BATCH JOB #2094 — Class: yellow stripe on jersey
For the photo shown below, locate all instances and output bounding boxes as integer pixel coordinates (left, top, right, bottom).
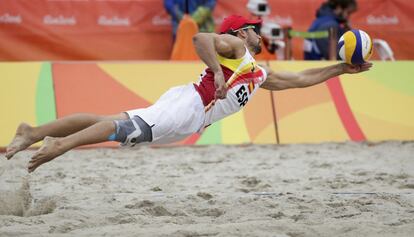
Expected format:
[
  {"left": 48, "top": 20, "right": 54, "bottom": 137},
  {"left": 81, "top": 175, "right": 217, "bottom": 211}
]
[
  {"left": 217, "top": 50, "right": 259, "bottom": 87},
  {"left": 248, "top": 81, "right": 255, "bottom": 94},
  {"left": 217, "top": 54, "right": 245, "bottom": 72},
  {"left": 217, "top": 53, "right": 257, "bottom": 74}
]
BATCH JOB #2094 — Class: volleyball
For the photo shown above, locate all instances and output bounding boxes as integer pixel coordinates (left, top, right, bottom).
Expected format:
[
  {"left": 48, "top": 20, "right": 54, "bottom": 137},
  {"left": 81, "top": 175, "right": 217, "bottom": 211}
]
[{"left": 338, "top": 29, "right": 373, "bottom": 65}]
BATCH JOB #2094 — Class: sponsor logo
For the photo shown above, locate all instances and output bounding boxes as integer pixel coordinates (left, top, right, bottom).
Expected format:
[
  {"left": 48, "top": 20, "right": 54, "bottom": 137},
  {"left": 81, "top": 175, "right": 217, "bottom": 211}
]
[
  {"left": 0, "top": 13, "right": 22, "bottom": 24},
  {"left": 44, "top": 15, "right": 76, "bottom": 25},
  {"left": 152, "top": 15, "right": 171, "bottom": 26},
  {"left": 367, "top": 15, "right": 399, "bottom": 25},
  {"left": 269, "top": 15, "right": 293, "bottom": 26},
  {"left": 98, "top": 16, "right": 130, "bottom": 26}
]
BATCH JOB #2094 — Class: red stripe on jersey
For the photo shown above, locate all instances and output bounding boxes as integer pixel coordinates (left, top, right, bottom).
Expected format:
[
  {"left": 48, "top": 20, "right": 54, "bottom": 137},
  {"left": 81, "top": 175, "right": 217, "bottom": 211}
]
[
  {"left": 227, "top": 69, "right": 264, "bottom": 89},
  {"left": 194, "top": 65, "right": 234, "bottom": 106},
  {"left": 194, "top": 65, "right": 264, "bottom": 106}
]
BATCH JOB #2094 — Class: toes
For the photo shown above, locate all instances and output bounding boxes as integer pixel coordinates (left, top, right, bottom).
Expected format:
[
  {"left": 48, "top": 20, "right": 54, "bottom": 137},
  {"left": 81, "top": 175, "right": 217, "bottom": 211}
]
[
  {"left": 28, "top": 156, "right": 43, "bottom": 173},
  {"left": 28, "top": 163, "right": 39, "bottom": 173},
  {"left": 5, "top": 152, "right": 12, "bottom": 159},
  {"left": 28, "top": 157, "right": 49, "bottom": 173},
  {"left": 26, "top": 137, "right": 61, "bottom": 173},
  {"left": 28, "top": 151, "right": 46, "bottom": 173},
  {"left": 5, "top": 148, "right": 16, "bottom": 160},
  {"left": 5, "top": 138, "right": 31, "bottom": 160},
  {"left": 28, "top": 146, "right": 55, "bottom": 173},
  {"left": 28, "top": 164, "right": 38, "bottom": 173}
]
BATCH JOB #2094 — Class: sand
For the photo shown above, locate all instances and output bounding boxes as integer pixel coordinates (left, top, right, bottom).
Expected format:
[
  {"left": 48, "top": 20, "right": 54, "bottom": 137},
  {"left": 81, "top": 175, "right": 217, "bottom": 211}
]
[{"left": 0, "top": 141, "right": 413, "bottom": 237}]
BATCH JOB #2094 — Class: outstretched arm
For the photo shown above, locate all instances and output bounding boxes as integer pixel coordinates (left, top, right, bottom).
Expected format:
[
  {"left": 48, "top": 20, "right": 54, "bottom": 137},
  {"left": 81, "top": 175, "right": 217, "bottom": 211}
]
[
  {"left": 192, "top": 33, "right": 245, "bottom": 99},
  {"left": 260, "top": 62, "right": 373, "bottom": 91}
]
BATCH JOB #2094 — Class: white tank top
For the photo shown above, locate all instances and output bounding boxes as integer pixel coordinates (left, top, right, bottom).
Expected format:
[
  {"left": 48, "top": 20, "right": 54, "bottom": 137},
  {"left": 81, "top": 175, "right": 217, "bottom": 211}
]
[{"left": 202, "top": 47, "right": 268, "bottom": 127}]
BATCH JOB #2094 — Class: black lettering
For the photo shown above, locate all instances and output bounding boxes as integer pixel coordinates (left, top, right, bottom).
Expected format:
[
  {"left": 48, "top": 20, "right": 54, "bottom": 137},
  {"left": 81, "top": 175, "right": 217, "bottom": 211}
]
[
  {"left": 236, "top": 85, "right": 246, "bottom": 98},
  {"left": 238, "top": 91, "right": 248, "bottom": 103},
  {"left": 240, "top": 97, "right": 248, "bottom": 106},
  {"left": 236, "top": 85, "right": 249, "bottom": 107}
]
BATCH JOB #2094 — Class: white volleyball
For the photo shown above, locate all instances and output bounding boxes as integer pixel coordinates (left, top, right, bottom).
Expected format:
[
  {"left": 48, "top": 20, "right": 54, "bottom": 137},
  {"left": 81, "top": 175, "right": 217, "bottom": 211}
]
[{"left": 338, "top": 29, "right": 373, "bottom": 65}]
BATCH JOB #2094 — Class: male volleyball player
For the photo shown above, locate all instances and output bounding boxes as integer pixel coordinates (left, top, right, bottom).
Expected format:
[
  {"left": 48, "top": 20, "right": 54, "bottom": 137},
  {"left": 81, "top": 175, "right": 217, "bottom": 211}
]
[{"left": 5, "top": 15, "right": 372, "bottom": 173}]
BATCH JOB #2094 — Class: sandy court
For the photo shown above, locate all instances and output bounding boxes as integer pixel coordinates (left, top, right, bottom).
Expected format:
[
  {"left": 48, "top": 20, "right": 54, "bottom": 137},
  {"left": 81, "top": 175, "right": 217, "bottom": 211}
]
[{"left": 0, "top": 141, "right": 413, "bottom": 237}]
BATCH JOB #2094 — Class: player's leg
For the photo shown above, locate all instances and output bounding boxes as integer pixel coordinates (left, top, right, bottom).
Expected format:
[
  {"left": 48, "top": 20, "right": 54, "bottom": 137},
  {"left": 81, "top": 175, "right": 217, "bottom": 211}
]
[
  {"left": 6, "top": 113, "right": 128, "bottom": 159},
  {"left": 28, "top": 115, "right": 153, "bottom": 173},
  {"left": 27, "top": 84, "right": 204, "bottom": 172},
  {"left": 28, "top": 119, "right": 117, "bottom": 173}
]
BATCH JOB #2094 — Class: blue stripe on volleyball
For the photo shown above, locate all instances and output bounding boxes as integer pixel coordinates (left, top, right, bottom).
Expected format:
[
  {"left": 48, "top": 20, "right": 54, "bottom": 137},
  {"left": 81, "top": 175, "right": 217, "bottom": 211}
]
[
  {"left": 337, "top": 40, "right": 344, "bottom": 57},
  {"left": 351, "top": 30, "right": 364, "bottom": 65}
]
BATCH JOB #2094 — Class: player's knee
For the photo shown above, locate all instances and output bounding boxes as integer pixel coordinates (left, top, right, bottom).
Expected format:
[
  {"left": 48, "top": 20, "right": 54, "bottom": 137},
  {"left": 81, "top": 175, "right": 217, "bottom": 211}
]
[
  {"left": 98, "top": 112, "right": 128, "bottom": 122},
  {"left": 110, "top": 116, "right": 153, "bottom": 146}
]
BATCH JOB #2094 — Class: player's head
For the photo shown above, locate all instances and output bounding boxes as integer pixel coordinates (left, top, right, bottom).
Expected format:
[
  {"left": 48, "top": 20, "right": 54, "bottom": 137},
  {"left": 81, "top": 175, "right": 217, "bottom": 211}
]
[
  {"left": 220, "top": 15, "right": 262, "bottom": 54},
  {"left": 327, "top": 0, "right": 358, "bottom": 21}
]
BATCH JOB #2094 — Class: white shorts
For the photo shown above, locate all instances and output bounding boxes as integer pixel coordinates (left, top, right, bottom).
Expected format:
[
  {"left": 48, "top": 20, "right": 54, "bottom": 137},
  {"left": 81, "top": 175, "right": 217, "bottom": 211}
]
[{"left": 125, "top": 84, "right": 205, "bottom": 144}]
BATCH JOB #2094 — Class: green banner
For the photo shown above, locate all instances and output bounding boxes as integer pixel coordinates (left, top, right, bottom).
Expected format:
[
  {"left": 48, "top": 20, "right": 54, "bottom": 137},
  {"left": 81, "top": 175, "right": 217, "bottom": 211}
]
[{"left": 289, "top": 30, "right": 329, "bottom": 39}]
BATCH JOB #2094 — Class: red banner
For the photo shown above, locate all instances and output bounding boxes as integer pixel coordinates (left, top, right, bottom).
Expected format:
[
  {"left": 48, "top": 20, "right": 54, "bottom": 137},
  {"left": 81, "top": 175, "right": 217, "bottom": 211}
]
[
  {"left": 0, "top": 0, "right": 413, "bottom": 60},
  {"left": 0, "top": 0, "right": 174, "bottom": 60}
]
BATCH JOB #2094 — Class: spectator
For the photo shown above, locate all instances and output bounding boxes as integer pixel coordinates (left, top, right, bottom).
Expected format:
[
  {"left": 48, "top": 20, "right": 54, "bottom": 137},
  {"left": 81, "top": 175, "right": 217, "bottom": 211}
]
[
  {"left": 304, "top": 0, "right": 358, "bottom": 60},
  {"left": 164, "top": 0, "right": 216, "bottom": 41}
]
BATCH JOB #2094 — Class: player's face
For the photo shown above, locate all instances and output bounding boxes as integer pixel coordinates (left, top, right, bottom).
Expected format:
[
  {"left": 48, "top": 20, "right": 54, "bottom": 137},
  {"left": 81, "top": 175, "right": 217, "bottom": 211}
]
[{"left": 246, "top": 26, "right": 262, "bottom": 54}]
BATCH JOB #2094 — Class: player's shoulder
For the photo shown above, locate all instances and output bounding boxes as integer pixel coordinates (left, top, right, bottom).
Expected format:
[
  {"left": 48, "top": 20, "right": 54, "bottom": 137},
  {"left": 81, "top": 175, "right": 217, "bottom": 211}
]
[
  {"left": 217, "top": 34, "right": 244, "bottom": 48},
  {"left": 216, "top": 34, "right": 245, "bottom": 58}
]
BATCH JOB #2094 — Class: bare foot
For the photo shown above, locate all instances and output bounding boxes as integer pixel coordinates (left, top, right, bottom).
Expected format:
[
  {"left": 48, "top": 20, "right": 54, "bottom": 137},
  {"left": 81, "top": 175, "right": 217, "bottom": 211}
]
[
  {"left": 28, "top": 137, "right": 64, "bottom": 173},
  {"left": 6, "top": 123, "right": 36, "bottom": 160}
]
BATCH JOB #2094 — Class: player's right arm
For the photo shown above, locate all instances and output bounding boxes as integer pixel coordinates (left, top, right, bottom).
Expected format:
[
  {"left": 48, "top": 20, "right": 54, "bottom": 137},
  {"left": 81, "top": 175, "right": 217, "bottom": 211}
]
[
  {"left": 259, "top": 63, "right": 372, "bottom": 91},
  {"left": 193, "top": 33, "right": 244, "bottom": 99}
]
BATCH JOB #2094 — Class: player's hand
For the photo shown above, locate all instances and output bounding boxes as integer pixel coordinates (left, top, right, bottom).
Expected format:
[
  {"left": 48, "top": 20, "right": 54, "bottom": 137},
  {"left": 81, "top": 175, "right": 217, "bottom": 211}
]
[
  {"left": 341, "top": 62, "right": 373, "bottom": 74},
  {"left": 214, "top": 70, "right": 227, "bottom": 100}
]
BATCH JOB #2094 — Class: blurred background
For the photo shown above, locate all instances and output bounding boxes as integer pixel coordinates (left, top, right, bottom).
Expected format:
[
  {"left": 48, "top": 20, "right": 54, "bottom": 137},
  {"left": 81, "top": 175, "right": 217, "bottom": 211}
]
[
  {"left": 1, "top": 0, "right": 413, "bottom": 147},
  {"left": 0, "top": 0, "right": 412, "bottom": 61}
]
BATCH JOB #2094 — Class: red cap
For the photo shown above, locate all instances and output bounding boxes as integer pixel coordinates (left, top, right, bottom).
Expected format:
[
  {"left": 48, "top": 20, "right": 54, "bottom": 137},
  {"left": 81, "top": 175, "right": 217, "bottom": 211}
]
[{"left": 219, "top": 15, "right": 262, "bottom": 34}]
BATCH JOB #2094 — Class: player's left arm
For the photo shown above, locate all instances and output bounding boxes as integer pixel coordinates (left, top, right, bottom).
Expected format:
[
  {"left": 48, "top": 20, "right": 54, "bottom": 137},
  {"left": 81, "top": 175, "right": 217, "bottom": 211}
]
[{"left": 260, "top": 62, "right": 373, "bottom": 91}]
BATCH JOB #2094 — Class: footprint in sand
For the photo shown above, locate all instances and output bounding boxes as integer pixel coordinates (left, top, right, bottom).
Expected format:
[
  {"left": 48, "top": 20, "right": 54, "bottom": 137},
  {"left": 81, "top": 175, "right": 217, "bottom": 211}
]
[
  {"left": 170, "top": 230, "right": 219, "bottom": 237},
  {"left": 398, "top": 183, "right": 414, "bottom": 189},
  {"left": 268, "top": 211, "right": 286, "bottom": 219},
  {"left": 238, "top": 176, "right": 272, "bottom": 193},
  {"left": 310, "top": 161, "right": 333, "bottom": 169},
  {"left": 241, "top": 176, "right": 261, "bottom": 187},
  {"left": 124, "top": 199, "right": 155, "bottom": 209},
  {"left": 145, "top": 205, "right": 175, "bottom": 217},
  {"left": 279, "top": 153, "right": 296, "bottom": 160},
  {"left": 197, "top": 192, "right": 214, "bottom": 200},
  {"left": 125, "top": 200, "right": 179, "bottom": 217},
  {"left": 106, "top": 213, "right": 137, "bottom": 224},
  {"left": 352, "top": 170, "right": 369, "bottom": 176},
  {"left": 192, "top": 207, "right": 224, "bottom": 217}
]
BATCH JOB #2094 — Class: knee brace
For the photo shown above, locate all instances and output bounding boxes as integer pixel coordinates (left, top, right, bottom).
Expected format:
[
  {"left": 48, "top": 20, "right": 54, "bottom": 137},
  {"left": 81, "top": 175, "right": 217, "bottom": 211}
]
[{"left": 111, "top": 116, "right": 153, "bottom": 146}]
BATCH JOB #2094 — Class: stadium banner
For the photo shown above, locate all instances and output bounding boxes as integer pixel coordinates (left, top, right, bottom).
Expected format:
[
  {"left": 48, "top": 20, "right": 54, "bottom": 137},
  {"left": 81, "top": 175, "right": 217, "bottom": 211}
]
[
  {"left": 0, "top": 0, "right": 413, "bottom": 60},
  {"left": 1, "top": 61, "right": 413, "bottom": 148}
]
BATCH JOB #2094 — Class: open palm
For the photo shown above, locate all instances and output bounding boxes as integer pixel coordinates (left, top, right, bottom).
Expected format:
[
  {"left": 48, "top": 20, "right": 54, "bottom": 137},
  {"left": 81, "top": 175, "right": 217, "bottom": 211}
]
[{"left": 343, "top": 62, "right": 373, "bottom": 74}]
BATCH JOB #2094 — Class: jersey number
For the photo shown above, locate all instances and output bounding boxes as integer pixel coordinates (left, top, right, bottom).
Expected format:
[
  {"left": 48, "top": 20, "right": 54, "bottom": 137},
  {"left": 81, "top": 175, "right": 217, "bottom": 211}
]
[{"left": 236, "top": 85, "right": 248, "bottom": 107}]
